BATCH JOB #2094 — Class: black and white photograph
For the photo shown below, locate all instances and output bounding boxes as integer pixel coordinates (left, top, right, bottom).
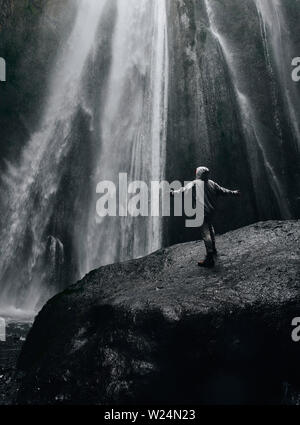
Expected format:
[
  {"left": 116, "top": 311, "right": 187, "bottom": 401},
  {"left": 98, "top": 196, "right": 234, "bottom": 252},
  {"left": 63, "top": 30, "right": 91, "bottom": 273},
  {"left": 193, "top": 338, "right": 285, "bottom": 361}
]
[{"left": 0, "top": 0, "right": 300, "bottom": 413}]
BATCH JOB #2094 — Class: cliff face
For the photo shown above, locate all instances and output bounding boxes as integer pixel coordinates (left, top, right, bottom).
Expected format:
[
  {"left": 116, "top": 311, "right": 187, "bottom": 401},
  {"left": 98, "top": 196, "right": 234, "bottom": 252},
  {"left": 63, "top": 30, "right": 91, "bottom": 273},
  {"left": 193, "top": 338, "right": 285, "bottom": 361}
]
[
  {"left": 0, "top": 0, "right": 14, "bottom": 30},
  {"left": 166, "top": 0, "right": 300, "bottom": 244},
  {"left": 17, "top": 221, "right": 300, "bottom": 405},
  {"left": 1, "top": 0, "right": 300, "bottom": 245},
  {"left": 0, "top": 0, "right": 75, "bottom": 162},
  {"left": 166, "top": 0, "right": 256, "bottom": 242}
]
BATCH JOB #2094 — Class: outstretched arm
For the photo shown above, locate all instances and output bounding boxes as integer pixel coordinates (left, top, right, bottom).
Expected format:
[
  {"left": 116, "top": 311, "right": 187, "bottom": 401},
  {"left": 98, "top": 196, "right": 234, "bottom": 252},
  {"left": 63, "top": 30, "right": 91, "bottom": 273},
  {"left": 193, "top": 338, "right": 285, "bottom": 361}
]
[
  {"left": 171, "top": 181, "right": 195, "bottom": 195},
  {"left": 213, "top": 182, "right": 240, "bottom": 197}
]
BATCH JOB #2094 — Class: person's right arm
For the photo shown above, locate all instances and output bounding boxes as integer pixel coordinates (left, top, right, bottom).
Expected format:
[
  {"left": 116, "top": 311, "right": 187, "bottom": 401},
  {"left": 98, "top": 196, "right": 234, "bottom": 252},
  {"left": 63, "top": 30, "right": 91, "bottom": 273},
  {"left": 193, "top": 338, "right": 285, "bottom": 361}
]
[{"left": 170, "top": 181, "right": 195, "bottom": 196}]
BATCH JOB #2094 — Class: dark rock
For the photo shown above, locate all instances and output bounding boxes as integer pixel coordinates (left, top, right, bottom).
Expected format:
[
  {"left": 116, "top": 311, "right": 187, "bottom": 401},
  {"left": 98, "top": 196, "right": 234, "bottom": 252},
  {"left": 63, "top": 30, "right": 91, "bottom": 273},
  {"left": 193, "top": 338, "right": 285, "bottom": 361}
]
[
  {"left": 0, "top": 322, "right": 31, "bottom": 405},
  {"left": 16, "top": 220, "right": 300, "bottom": 405}
]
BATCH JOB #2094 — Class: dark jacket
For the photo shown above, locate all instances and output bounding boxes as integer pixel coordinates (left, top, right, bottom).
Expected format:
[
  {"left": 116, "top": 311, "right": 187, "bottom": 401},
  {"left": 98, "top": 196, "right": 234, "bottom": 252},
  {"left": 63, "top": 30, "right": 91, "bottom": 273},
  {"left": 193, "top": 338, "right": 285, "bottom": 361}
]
[
  {"left": 202, "top": 179, "right": 237, "bottom": 219},
  {"left": 174, "top": 172, "right": 238, "bottom": 220}
]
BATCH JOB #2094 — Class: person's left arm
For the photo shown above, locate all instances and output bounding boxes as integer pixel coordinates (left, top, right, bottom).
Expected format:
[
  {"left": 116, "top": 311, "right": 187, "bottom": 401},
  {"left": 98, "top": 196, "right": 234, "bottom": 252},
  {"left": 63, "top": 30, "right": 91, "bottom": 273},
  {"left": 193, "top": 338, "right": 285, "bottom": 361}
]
[{"left": 213, "top": 182, "right": 240, "bottom": 197}]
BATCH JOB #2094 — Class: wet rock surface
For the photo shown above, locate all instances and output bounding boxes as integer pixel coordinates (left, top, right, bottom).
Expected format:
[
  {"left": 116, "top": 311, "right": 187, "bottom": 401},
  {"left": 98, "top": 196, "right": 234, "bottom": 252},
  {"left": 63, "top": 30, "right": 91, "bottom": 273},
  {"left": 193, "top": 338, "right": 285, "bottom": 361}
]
[
  {"left": 16, "top": 221, "right": 300, "bottom": 405},
  {"left": 165, "top": 0, "right": 300, "bottom": 244}
]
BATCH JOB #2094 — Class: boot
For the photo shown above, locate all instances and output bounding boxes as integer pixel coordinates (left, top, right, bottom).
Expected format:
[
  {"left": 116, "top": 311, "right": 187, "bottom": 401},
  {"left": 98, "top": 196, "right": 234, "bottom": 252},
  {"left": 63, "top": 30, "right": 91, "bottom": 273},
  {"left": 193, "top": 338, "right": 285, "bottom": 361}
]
[{"left": 198, "top": 253, "right": 215, "bottom": 268}]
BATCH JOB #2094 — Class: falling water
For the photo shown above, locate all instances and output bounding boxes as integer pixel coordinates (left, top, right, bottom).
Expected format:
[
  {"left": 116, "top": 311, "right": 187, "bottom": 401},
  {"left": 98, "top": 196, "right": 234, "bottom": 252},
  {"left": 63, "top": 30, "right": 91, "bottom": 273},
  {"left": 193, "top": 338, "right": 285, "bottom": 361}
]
[
  {"left": 84, "top": 0, "right": 169, "bottom": 271},
  {"left": 254, "top": 0, "right": 300, "bottom": 152},
  {"left": 204, "top": 0, "right": 292, "bottom": 219},
  {"left": 0, "top": 0, "right": 108, "bottom": 315},
  {"left": 1, "top": 0, "right": 299, "bottom": 317},
  {"left": 236, "top": 89, "right": 291, "bottom": 219},
  {"left": 0, "top": 0, "right": 168, "bottom": 316}
]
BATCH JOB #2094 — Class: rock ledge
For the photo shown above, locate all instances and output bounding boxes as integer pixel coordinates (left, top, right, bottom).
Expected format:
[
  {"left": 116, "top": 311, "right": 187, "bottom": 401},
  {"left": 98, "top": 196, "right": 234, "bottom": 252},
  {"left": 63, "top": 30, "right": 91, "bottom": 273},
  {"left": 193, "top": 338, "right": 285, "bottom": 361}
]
[{"left": 17, "top": 221, "right": 300, "bottom": 404}]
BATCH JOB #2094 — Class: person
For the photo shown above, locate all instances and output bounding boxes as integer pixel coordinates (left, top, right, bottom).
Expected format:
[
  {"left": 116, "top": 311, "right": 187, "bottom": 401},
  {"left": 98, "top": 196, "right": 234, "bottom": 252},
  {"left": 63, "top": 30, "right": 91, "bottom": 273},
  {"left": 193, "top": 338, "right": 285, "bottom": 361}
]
[{"left": 171, "top": 166, "right": 240, "bottom": 268}]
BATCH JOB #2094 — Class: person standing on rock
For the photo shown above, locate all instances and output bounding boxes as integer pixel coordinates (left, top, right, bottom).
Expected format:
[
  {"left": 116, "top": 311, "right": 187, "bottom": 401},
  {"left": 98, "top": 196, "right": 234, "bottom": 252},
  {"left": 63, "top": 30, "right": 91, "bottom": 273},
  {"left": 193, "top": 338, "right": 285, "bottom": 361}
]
[{"left": 171, "top": 166, "right": 240, "bottom": 268}]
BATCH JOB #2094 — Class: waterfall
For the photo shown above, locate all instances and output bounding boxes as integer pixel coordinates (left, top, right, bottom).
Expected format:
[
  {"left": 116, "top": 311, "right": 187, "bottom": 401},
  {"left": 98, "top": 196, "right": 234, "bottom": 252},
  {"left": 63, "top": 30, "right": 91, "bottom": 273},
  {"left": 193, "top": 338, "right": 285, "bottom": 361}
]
[
  {"left": 204, "top": 0, "right": 292, "bottom": 219},
  {"left": 84, "top": 0, "right": 169, "bottom": 271},
  {"left": 0, "top": 0, "right": 168, "bottom": 317},
  {"left": 0, "top": 0, "right": 108, "bottom": 315},
  {"left": 254, "top": 0, "right": 300, "bottom": 152},
  {"left": 1, "top": 0, "right": 299, "bottom": 318}
]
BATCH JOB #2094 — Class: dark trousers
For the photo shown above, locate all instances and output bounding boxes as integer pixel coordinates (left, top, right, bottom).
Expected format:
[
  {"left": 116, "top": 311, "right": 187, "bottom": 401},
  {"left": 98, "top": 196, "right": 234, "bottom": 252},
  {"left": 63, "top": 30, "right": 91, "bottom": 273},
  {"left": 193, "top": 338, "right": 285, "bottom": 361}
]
[{"left": 200, "top": 220, "right": 216, "bottom": 254}]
